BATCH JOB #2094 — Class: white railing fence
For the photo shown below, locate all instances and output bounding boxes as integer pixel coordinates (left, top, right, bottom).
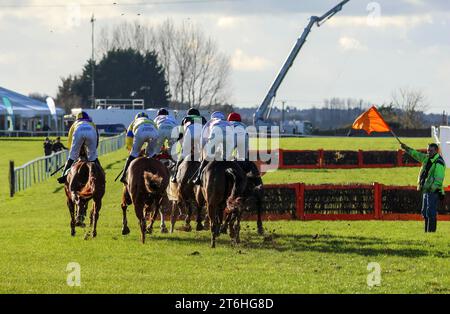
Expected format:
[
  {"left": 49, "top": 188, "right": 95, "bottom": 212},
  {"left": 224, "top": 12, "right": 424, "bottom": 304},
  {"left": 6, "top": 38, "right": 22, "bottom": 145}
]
[{"left": 9, "top": 133, "right": 125, "bottom": 197}]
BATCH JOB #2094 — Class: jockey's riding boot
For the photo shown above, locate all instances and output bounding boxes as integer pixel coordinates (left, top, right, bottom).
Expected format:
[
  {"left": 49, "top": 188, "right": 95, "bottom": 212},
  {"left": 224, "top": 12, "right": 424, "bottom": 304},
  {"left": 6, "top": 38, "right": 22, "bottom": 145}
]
[
  {"left": 57, "top": 159, "right": 75, "bottom": 184},
  {"left": 192, "top": 160, "right": 208, "bottom": 185},
  {"left": 93, "top": 158, "right": 101, "bottom": 167},
  {"left": 120, "top": 156, "right": 135, "bottom": 184},
  {"left": 171, "top": 160, "right": 182, "bottom": 183}
]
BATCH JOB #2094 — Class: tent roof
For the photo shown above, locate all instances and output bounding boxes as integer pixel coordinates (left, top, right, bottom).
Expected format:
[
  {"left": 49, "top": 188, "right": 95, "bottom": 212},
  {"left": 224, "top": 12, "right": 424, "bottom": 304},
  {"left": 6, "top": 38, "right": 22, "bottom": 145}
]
[{"left": 0, "top": 86, "right": 65, "bottom": 118}]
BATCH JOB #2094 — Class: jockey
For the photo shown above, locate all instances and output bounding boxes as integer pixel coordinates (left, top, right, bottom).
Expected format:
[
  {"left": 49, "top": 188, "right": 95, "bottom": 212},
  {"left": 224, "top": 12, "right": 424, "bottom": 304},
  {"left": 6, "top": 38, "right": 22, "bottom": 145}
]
[
  {"left": 154, "top": 108, "right": 179, "bottom": 157},
  {"left": 57, "top": 111, "right": 99, "bottom": 184},
  {"left": 119, "top": 112, "right": 159, "bottom": 184},
  {"left": 227, "top": 112, "right": 249, "bottom": 161},
  {"left": 191, "top": 111, "right": 234, "bottom": 185},
  {"left": 170, "top": 108, "right": 207, "bottom": 183},
  {"left": 227, "top": 112, "right": 260, "bottom": 177}
]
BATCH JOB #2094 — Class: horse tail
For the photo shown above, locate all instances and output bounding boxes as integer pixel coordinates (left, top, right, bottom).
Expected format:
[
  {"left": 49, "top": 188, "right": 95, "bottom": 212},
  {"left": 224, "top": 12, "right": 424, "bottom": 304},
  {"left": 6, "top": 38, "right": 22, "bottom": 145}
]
[
  {"left": 144, "top": 171, "right": 163, "bottom": 194},
  {"left": 79, "top": 162, "right": 97, "bottom": 198},
  {"left": 225, "top": 166, "right": 247, "bottom": 211}
]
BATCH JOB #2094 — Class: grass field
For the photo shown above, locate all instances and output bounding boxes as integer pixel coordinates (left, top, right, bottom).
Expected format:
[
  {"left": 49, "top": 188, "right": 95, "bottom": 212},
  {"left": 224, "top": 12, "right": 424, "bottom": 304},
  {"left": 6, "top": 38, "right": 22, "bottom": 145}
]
[{"left": 2, "top": 137, "right": 450, "bottom": 294}]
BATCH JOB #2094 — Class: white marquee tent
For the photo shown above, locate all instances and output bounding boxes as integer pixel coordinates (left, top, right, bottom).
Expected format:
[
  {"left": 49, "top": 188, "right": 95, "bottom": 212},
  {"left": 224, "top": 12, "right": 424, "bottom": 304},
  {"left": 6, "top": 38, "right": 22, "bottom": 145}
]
[{"left": 0, "top": 86, "right": 65, "bottom": 133}]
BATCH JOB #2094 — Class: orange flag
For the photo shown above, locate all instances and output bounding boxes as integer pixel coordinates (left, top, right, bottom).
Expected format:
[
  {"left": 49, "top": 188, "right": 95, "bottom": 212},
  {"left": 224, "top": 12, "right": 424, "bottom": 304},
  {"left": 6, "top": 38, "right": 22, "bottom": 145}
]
[{"left": 352, "top": 106, "right": 391, "bottom": 134}]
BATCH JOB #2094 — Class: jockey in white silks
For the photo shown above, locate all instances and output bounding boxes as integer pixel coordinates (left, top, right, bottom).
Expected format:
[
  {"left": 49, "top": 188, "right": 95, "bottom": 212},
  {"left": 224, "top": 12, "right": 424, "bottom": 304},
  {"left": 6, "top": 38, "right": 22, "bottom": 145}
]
[
  {"left": 57, "top": 111, "right": 99, "bottom": 184},
  {"left": 119, "top": 112, "right": 159, "bottom": 184},
  {"left": 227, "top": 112, "right": 260, "bottom": 177},
  {"left": 154, "top": 108, "right": 179, "bottom": 157},
  {"left": 170, "top": 107, "right": 207, "bottom": 183},
  {"left": 191, "top": 111, "right": 234, "bottom": 185}
]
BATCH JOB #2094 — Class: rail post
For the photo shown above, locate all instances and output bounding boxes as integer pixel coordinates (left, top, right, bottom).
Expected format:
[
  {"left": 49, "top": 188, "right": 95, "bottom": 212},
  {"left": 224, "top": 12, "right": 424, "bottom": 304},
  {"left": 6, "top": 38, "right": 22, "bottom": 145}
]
[
  {"left": 296, "top": 183, "right": 306, "bottom": 220},
  {"left": 358, "top": 150, "right": 364, "bottom": 168},
  {"left": 374, "top": 182, "right": 382, "bottom": 220},
  {"left": 9, "top": 161, "right": 15, "bottom": 197}
]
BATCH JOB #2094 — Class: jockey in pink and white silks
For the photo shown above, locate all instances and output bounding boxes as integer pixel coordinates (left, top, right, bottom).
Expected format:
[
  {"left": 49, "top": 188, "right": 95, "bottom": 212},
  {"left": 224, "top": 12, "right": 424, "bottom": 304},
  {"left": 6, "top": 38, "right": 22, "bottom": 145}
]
[
  {"left": 119, "top": 112, "right": 159, "bottom": 184},
  {"left": 154, "top": 108, "right": 179, "bottom": 157},
  {"left": 191, "top": 111, "right": 234, "bottom": 185}
]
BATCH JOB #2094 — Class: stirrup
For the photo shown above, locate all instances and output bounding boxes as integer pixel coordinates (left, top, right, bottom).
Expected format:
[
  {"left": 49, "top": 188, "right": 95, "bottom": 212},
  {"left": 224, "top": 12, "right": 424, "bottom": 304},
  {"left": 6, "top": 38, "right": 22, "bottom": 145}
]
[{"left": 57, "top": 176, "right": 67, "bottom": 184}]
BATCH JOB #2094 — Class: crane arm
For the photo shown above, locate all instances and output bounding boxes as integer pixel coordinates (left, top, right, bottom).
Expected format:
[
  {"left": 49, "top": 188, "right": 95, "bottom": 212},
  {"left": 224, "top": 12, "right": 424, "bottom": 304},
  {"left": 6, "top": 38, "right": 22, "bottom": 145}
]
[{"left": 253, "top": 0, "right": 350, "bottom": 125}]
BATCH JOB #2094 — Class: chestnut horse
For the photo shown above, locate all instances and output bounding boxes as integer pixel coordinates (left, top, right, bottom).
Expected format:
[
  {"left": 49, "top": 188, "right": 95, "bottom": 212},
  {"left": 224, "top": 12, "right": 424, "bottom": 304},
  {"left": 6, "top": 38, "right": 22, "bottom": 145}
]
[
  {"left": 65, "top": 160, "right": 105, "bottom": 238},
  {"left": 121, "top": 157, "right": 169, "bottom": 243},
  {"left": 200, "top": 160, "right": 247, "bottom": 248}
]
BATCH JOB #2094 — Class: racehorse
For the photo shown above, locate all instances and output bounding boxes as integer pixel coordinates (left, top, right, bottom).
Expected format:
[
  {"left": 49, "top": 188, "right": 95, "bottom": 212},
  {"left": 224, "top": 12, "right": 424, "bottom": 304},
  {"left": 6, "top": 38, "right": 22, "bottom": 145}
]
[
  {"left": 200, "top": 160, "right": 247, "bottom": 248},
  {"left": 121, "top": 157, "right": 169, "bottom": 243},
  {"left": 221, "top": 161, "right": 264, "bottom": 235},
  {"left": 65, "top": 160, "right": 105, "bottom": 238},
  {"left": 171, "top": 157, "right": 205, "bottom": 233}
]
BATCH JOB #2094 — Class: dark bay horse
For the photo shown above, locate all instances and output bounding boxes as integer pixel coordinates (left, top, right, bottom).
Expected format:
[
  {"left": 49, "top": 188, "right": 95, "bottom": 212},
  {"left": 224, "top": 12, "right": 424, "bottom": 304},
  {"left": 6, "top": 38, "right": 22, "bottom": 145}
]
[
  {"left": 121, "top": 157, "right": 169, "bottom": 243},
  {"left": 171, "top": 157, "right": 205, "bottom": 233},
  {"left": 65, "top": 160, "right": 105, "bottom": 238},
  {"left": 200, "top": 160, "right": 247, "bottom": 248},
  {"left": 221, "top": 161, "right": 264, "bottom": 235}
]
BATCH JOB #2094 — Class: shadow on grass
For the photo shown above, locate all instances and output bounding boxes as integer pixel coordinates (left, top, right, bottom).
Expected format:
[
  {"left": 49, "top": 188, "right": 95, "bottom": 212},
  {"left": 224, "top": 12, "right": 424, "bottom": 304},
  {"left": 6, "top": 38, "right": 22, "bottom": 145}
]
[
  {"left": 52, "top": 186, "right": 64, "bottom": 194},
  {"left": 104, "top": 158, "right": 125, "bottom": 170},
  {"left": 138, "top": 228, "right": 443, "bottom": 258}
]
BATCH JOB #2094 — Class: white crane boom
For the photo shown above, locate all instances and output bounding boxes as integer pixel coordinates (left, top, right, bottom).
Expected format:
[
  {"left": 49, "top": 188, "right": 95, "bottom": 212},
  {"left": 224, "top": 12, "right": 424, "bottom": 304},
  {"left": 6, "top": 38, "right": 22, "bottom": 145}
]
[{"left": 253, "top": 0, "right": 350, "bottom": 127}]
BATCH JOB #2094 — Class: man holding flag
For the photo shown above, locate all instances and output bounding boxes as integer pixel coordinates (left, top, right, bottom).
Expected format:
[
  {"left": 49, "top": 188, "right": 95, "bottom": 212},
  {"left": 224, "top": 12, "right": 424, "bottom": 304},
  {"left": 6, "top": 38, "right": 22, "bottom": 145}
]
[
  {"left": 401, "top": 143, "right": 446, "bottom": 232},
  {"left": 352, "top": 105, "right": 446, "bottom": 232}
]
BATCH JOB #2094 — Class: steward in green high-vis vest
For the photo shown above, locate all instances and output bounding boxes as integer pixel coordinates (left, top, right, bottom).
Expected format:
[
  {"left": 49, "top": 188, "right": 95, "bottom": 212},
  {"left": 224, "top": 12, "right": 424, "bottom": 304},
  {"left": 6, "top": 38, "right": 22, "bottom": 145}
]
[{"left": 401, "top": 143, "right": 446, "bottom": 233}]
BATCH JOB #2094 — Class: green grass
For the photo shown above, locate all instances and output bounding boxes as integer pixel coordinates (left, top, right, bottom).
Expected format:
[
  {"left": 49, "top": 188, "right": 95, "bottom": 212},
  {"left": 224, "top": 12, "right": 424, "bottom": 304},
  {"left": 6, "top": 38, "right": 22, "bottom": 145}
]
[
  {"left": 254, "top": 137, "right": 432, "bottom": 151},
  {"left": 263, "top": 168, "right": 450, "bottom": 186},
  {"left": 1, "top": 137, "right": 450, "bottom": 294}
]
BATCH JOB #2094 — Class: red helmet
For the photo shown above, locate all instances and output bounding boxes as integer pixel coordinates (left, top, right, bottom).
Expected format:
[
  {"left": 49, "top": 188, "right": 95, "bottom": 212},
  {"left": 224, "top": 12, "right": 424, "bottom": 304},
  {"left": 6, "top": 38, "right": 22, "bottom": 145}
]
[{"left": 227, "top": 112, "right": 241, "bottom": 122}]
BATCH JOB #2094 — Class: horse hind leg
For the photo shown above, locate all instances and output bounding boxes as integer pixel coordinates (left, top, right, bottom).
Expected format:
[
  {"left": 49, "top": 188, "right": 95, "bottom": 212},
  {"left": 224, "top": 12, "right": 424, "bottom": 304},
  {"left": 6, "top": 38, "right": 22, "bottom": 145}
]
[
  {"left": 256, "top": 198, "right": 264, "bottom": 235},
  {"left": 121, "top": 188, "right": 131, "bottom": 235},
  {"left": 170, "top": 201, "right": 178, "bottom": 234},
  {"left": 91, "top": 199, "right": 101, "bottom": 238},
  {"left": 68, "top": 199, "right": 76, "bottom": 237},
  {"left": 160, "top": 196, "right": 169, "bottom": 234}
]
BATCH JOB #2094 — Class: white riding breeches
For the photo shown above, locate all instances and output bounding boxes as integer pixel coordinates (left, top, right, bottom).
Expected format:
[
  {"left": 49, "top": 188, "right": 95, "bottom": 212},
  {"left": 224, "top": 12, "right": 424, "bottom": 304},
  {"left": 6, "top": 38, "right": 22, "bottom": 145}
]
[
  {"left": 69, "top": 124, "right": 98, "bottom": 161},
  {"left": 130, "top": 124, "right": 159, "bottom": 158},
  {"left": 158, "top": 124, "right": 178, "bottom": 156}
]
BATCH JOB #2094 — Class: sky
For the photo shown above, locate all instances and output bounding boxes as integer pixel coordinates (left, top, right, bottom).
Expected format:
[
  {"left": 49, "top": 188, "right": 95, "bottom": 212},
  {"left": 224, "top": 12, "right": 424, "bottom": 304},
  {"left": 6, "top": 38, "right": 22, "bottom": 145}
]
[{"left": 0, "top": 0, "right": 449, "bottom": 113}]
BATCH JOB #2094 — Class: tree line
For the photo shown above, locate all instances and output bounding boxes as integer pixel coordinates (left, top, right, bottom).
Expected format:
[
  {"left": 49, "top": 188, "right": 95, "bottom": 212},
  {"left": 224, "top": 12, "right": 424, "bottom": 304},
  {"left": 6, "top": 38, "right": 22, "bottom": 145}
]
[{"left": 56, "top": 19, "right": 231, "bottom": 112}]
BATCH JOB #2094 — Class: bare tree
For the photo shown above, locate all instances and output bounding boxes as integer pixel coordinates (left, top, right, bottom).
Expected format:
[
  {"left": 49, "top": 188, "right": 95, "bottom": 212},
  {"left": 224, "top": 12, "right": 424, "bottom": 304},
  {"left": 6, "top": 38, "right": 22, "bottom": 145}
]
[
  {"left": 391, "top": 87, "right": 429, "bottom": 128},
  {"left": 97, "top": 19, "right": 231, "bottom": 108}
]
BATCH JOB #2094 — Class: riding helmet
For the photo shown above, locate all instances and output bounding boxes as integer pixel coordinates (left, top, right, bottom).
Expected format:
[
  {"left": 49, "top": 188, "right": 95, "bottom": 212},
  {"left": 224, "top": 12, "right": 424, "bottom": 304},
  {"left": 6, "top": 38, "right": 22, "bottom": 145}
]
[
  {"left": 187, "top": 108, "right": 200, "bottom": 116},
  {"left": 76, "top": 111, "right": 90, "bottom": 120},
  {"left": 211, "top": 111, "right": 225, "bottom": 121},
  {"left": 157, "top": 108, "right": 169, "bottom": 116},
  {"left": 135, "top": 112, "right": 149, "bottom": 120},
  {"left": 227, "top": 112, "right": 241, "bottom": 122}
]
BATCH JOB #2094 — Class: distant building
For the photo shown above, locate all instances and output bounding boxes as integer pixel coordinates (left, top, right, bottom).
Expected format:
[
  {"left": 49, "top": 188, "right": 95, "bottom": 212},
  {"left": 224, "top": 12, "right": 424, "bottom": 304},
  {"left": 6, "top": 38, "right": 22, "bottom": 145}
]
[{"left": 0, "top": 86, "right": 65, "bottom": 133}]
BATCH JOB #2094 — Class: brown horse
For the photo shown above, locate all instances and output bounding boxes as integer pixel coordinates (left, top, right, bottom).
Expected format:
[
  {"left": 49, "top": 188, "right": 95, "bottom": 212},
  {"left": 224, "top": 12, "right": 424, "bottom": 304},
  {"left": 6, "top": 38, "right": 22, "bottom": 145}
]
[
  {"left": 200, "top": 160, "right": 247, "bottom": 248},
  {"left": 121, "top": 157, "right": 169, "bottom": 243},
  {"left": 65, "top": 160, "right": 105, "bottom": 238},
  {"left": 171, "top": 157, "right": 205, "bottom": 233}
]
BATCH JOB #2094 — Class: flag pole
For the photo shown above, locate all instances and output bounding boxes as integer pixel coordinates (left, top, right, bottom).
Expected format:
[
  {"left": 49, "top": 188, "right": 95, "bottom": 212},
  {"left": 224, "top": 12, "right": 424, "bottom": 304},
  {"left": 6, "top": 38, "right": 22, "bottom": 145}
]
[{"left": 390, "top": 128, "right": 403, "bottom": 145}]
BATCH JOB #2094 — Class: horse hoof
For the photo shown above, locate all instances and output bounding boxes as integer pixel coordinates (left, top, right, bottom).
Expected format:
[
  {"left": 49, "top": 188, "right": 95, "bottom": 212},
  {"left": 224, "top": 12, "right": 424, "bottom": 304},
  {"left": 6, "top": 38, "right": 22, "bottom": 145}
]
[
  {"left": 71, "top": 231, "right": 76, "bottom": 237},
  {"left": 196, "top": 223, "right": 204, "bottom": 232},
  {"left": 122, "top": 226, "right": 130, "bottom": 235},
  {"left": 146, "top": 227, "right": 153, "bottom": 235},
  {"left": 92, "top": 231, "right": 97, "bottom": 238},
  {"left": 161, "top": 226, "right": 169, "bottom": 234},
  {"left": 220, "top": 226, "right": 228, "bottom": 234}
]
